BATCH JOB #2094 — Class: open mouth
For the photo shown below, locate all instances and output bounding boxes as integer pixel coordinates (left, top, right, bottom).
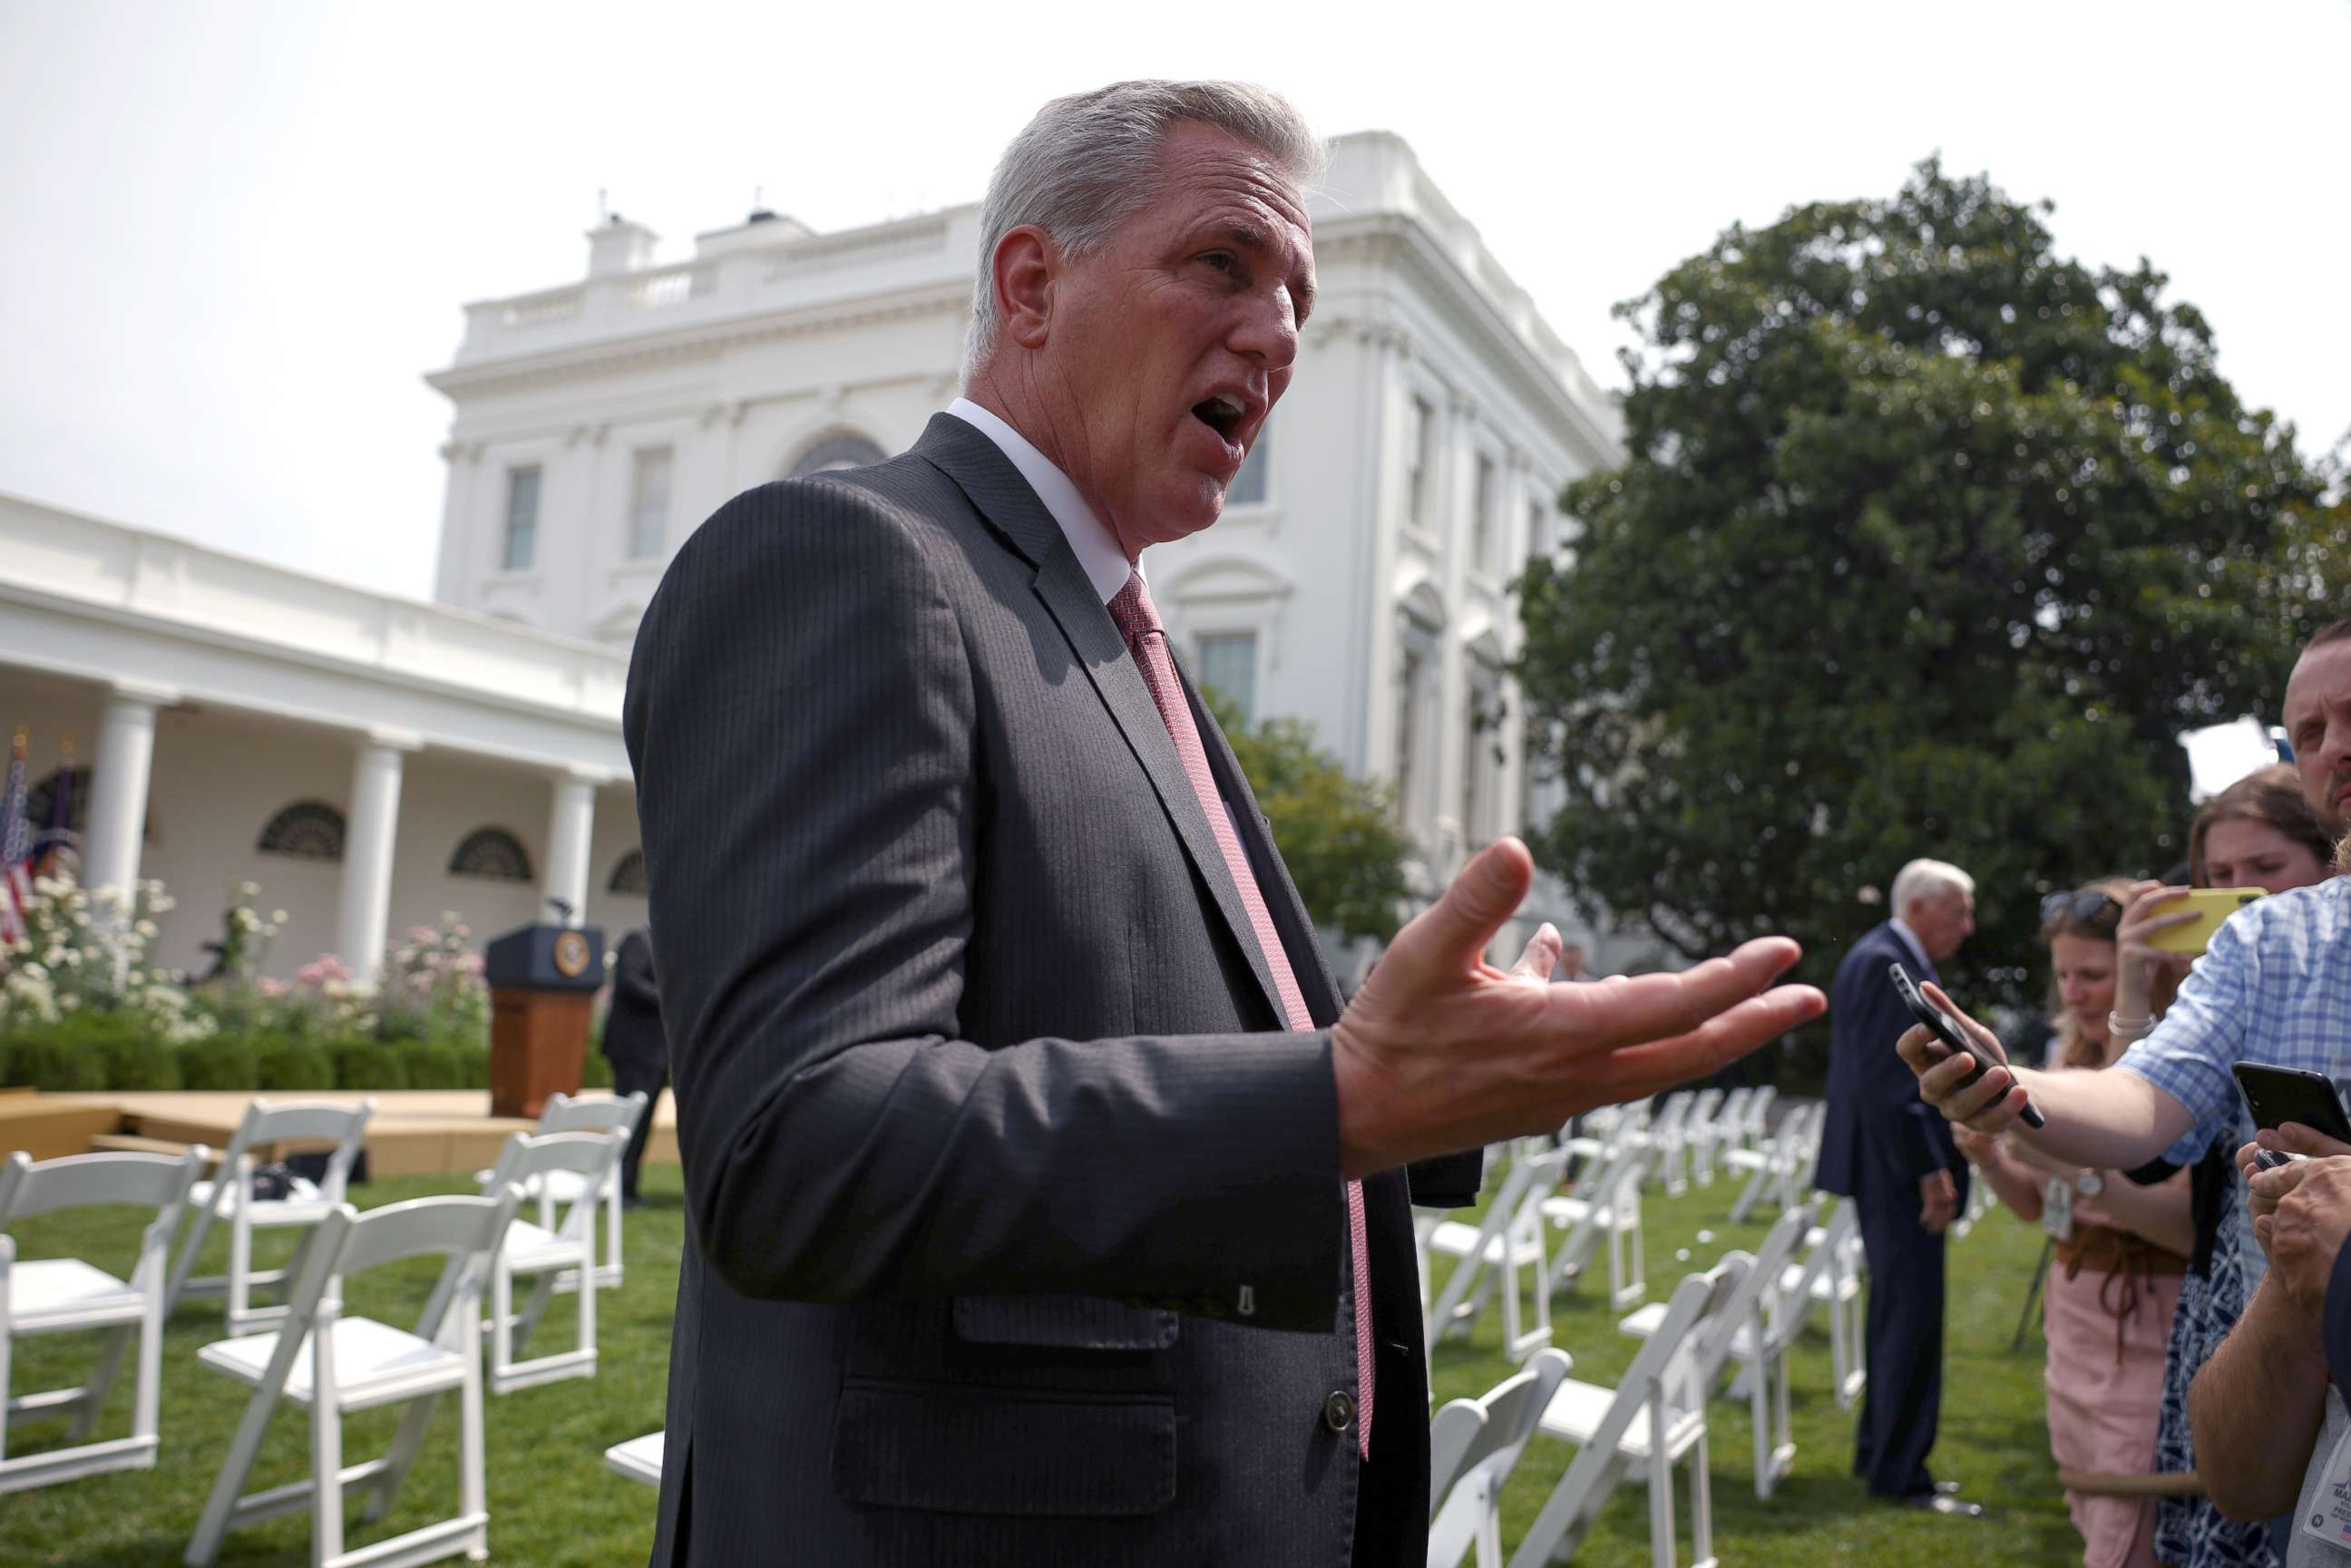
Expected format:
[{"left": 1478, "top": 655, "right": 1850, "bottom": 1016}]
[{"left": 1191, "top": 394, "right": 1247, "bottom": 448}]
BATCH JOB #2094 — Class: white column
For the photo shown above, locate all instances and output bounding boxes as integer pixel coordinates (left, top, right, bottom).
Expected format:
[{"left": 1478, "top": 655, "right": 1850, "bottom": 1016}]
[
  {"left": 543, "top": 772, "right": 598, "bottom": 926},
  {"left": 338, "top": 732, "right": 417, "bottom": 984},
  {"left": 83, "top": 683, "right": 173, "bottom": 901},
  {"left": 1432, "top": 394, "right": 1477, "bottom": 876}
]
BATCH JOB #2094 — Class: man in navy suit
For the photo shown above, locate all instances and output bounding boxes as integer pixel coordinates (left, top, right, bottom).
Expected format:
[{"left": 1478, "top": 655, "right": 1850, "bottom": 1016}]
[{"left": 1816, "top": 859, "right": 1979, "bottom": 1514}]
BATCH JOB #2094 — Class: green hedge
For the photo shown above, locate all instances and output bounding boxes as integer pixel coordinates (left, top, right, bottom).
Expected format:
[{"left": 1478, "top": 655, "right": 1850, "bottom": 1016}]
[{"left": 0, "top": 1020, "right": 525, "bottom": 1094}]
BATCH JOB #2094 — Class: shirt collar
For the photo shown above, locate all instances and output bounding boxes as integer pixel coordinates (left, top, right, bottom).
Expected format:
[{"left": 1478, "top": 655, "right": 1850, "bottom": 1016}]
[
  {"left": 1889, "top": 917, "right": 1934, "bottom": 974},
  {"left": 946, "top": 398, "right": 1135, "bottom": 605}
]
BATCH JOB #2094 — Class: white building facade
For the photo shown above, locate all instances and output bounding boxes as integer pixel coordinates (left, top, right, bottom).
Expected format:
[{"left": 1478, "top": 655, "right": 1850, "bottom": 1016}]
[{"left": 2, "top": 131, "right": 1651, "bottom": 981}]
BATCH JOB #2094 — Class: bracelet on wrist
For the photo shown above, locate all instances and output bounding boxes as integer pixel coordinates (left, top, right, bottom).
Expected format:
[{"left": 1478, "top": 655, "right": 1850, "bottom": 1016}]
[{"left": 2108, "top": 1011, "right": 2154, "bottom": 1038}]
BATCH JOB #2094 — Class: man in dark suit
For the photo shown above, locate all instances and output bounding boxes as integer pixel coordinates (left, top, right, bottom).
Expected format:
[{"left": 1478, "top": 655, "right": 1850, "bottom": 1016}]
[
  {"left": 1816, "top": 858, "right": 1979, "bottom": 1514},
  {"left": 600, "top": 926, "right": 666, "bottom": 1207},
  {"left": 625, "top": 79, "right": 1824, "bottom": 1567}
]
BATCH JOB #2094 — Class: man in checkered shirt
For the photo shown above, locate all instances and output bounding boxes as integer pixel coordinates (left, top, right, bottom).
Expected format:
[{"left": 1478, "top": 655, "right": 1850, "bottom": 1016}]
[{"left": 1902, "top": 618, "right": 2351, "bottom": 1177}]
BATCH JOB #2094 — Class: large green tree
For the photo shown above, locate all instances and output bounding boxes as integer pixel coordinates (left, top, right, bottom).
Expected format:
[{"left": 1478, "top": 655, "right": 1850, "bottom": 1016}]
[
  {"left": 1516, "top": 158, "right": 2345, "bottom": 1013},
  {"left": 1202, "top": 690, "right": 1412, "bottom": 945}
]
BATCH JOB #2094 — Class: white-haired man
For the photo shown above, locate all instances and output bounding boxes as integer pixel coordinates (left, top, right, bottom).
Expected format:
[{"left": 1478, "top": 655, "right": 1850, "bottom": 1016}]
[
  {"left": 1816, "top": 858, "right": 1982, "bottom": 1514},
  {"left": 626, "top": 81, "right": 1822, "bottom": 1566}
]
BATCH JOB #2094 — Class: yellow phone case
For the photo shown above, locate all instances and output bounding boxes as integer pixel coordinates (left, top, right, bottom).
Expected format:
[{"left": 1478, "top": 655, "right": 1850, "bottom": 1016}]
[{"left": 2148, "top": 887, "right": 2267, "bottom": 954}]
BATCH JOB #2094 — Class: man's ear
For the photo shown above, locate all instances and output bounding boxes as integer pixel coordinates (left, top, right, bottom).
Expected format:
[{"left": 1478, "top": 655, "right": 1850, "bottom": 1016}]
[{"left": 993, "top": 224, "right": 1057, "bottom": 352}]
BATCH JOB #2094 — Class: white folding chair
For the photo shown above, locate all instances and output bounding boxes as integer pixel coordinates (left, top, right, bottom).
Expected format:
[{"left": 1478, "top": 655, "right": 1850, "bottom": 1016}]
[
  {"left": 1772, "top": 1197, "right": 1867, "bottom": 1408},
  {"left": 1544, "top": 1137, "right": 1655, "bottom": 1311},
  {"left": 184, "top": 1186, "right": 524, "bottom": 1568},
  {"left": 0, "top": 1149, "right": 201, "bottom": 1495},
  {"left": 1648, "top": 1092, "right": 1696, "bottom": 1197},
  {"left": 1429, "top": 1348, "right": 1575, "bottom": 1568},
  {"left": 454, "top": 1129, "right": 626, "bottom": 1393},
  {"left": 1425, "top": 1142, "right": 1569, "bottom": 1360},
  {"left": 1682, "top": 1089, "right": 1726, "bottom": 1187},
  {"left": 1725, "top": 1102, "right": 1817, "bottom": 1224},
  {"left": 166, "top": 1098, "right": 375, "bottom": 1337},
  {"left": 1737, "top": 1086, "right": 1778, "bottom": 1153},
  {"left": 476, "top": 1092, "right": 645, "bottom": 1291},
  {"left": 1620, "top": 1203, "right": 1815, "bottom": 1498},
  {"left": 1512, "top": 1258, "right": 1749, "bottom": 1568},
  {"left": 603, "top": 1430, "right": 664, "bottom": 1487},
  {"left": 1694, "top": 1086, "right": 1751, "bottom": 1184}
]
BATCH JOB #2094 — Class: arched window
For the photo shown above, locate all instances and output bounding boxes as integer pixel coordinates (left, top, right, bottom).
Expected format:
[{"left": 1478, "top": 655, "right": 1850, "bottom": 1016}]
[
  {"left": 787, "top": 431, "right": 888, "bottom": 477},
  {"left": 448, "top": 827, "right": 534, "bottom": 883},
  {"left": 257, "top": 801, "right": 346, "bottom": 862},
  {"left": 608, "top": 848, "right": 648, "bottom": 896}
]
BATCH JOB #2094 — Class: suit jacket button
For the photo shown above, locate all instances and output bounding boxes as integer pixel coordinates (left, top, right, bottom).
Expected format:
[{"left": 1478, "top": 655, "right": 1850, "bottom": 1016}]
[{"left": 1322, "top": 1390, "right": 1357, "bottom": 1433}]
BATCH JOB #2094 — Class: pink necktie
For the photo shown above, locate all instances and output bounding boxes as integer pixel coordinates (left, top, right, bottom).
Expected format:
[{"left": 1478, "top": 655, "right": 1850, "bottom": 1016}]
[{"left": 1107, "top": 572, "right": 1375, "bottom": 1459}]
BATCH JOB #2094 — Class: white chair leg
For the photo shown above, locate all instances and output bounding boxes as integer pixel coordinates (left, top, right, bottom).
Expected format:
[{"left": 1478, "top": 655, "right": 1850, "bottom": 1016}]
[
  {"left": 185, "top": 1364, "right": 284, "bottom": 1564},
  {"left": 310, "top": 1324, "right": 345, "bottom": 1567},
  {"left": 363, "top": 1392, "right": 441, "bottom": 1524},
  {"left": 228, "top": 1202, "right": 253, "bottom": 1331},
  {"left": 459, "top": 1296, "right": 488, "bottom": 1561},
  {"left": 0, "top": 1259, "right": 12, "bottom": 1468},
  {"left": 1646, "top": 1390, "right": 1674, "bottom": 1568},
  {"left": 1690, "top": 1423, "right": 1716, "bottom": 1568},
  {"left": 1472, "top": 1470, "right": 1503, "bottom": 1568},
  {"left": 66, "top": 1324, "right": 134, "bottom": 1441},
  {"left": 491, "top": 1260, "right": 513, "bottom": 1388}
]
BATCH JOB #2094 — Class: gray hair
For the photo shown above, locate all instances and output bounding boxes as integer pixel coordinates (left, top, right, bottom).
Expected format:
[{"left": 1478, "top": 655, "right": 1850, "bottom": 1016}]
[
  {"left": 1890, "top": 859, "right": 1975, "bottom": 917},
  {"left": 961, "top": 80, "right": 1323, "bottom": 385}
]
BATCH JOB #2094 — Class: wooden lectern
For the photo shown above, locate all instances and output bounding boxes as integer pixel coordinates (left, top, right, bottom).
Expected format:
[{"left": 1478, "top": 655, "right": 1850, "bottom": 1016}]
[{"left": 483, "top": 922, "right": 607, "bottom": 1119}]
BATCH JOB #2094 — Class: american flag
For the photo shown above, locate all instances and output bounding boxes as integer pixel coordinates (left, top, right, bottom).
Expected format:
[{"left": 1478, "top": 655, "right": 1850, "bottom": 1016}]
[{"left": 1, "top": 730, "right": 32, "bottom": 947}]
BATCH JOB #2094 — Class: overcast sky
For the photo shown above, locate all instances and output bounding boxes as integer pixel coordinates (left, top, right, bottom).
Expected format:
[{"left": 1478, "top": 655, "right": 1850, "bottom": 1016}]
[{"left": 4, "top": 0, "right": 2345, "bottom": 603}]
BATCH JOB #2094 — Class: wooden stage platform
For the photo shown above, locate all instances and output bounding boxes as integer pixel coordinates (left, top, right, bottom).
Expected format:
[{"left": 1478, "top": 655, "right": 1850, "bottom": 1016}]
[{"left": 0, "top": 1086, "right": 677, "bottom": 1175}]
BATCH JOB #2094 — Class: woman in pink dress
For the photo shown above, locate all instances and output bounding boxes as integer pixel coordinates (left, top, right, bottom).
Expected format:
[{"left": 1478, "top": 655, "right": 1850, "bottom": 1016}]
[{"left": 1955, "top": 880, "right": 2194, "bottom": 1568}]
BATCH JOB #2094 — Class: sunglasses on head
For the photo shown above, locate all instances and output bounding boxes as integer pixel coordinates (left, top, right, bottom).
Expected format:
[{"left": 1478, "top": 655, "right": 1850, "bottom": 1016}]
[{"left": 2040, "top": 888, "right": 2122, "bottom": 929}]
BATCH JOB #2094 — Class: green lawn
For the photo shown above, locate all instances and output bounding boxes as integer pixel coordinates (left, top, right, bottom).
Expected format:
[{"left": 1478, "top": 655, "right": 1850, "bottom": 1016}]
[{"left": 0, "top": 1158, "right": 2082, "bottom": 1565}]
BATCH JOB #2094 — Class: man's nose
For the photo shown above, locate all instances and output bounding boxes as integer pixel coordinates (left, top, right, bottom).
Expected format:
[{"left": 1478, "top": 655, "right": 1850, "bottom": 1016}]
[{"left": 1230, "top": 289, "right": 1300, "bottom": 370}]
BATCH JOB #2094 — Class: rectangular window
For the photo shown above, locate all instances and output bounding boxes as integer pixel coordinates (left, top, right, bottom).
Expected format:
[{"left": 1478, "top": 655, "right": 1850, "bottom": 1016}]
[
  {"left": 1397, "top": 645, "right": 1425, "bottom": 825},
  {"left": 1472, "top": 454, "right": 1496, "bottom": 573},
  {"left": 1406, "top": 396, "right": 1433, "bottom": 527},
  {"left": 1195, "top": 632, "right": 1259, "bottom": 726},
  {"left": 502, "top": 465, "right": 541, "bottom": 572},
  {"left": 629, "top": 447, "right": 672, "bottom": 560},
  {"left": 1228, "top": 423, "right": 1271, "bottom": 507}
]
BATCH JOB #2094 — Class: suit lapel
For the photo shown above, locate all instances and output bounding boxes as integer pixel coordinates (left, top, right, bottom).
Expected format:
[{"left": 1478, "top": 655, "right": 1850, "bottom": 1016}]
[
  {"left": 1185, "top": 675, "right": 1345, "bottom": 1028},
  {"left": 915, "top": 416, "right": 1289, "bottom": 1028}
]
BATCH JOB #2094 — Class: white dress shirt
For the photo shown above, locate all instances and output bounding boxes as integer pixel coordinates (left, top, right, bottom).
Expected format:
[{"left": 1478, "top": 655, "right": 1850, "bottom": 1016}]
[
  {"left": 946, "top": 398, "right": 1135, "bottom": 606},
  {"left": 1889, "top": 916, "right": 1934, "bottom": 977}
]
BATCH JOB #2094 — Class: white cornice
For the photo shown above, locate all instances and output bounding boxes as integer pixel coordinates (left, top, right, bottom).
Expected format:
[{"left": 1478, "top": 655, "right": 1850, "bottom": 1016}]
[{"left": 424, "top": 282, "right": 971, "bottom": 398}]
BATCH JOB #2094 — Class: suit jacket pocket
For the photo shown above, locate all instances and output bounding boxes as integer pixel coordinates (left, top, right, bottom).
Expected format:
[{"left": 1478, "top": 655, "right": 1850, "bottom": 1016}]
[
  {"left": 951, "top": 1293, "right": 1178, "bottom": 1350},
  {"left": 832, "top": 1380, "right": 1176, "bottom": 1517}
]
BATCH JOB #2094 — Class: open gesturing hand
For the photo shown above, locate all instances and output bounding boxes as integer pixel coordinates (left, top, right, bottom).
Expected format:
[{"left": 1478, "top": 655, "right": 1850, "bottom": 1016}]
[{"left": 1332, "top": 838, "right": 1825, "bottom": 1176}]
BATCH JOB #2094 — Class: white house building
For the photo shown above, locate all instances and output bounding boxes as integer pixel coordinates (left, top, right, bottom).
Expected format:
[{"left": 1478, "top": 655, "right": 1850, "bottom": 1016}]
[{"left": 2, "top": 131, "right": 1651, "bottom": 983}]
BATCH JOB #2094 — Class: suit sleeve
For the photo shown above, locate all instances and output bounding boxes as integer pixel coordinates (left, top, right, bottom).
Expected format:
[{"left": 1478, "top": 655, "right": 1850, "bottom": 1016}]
[
  {"left": 1831, "top": 949, "right": 1951, "bottom": 1184},
  {"left": 613, "top": 932, "right": 658, "bottom": 1011},
  {"left": 627, "top": 482, "right": 1342, "bottom": 1331}
]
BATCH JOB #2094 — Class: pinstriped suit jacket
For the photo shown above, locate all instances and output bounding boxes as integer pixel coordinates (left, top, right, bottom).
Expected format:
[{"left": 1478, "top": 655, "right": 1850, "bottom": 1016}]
[{"left": 624, "top": 414, "right": 1477, "bottom": 1567}]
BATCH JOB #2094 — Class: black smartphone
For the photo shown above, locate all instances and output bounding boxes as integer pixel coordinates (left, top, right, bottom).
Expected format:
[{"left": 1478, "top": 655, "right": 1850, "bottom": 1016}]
[
  {"left": 2233, "top": 1062, "right": 2351, "bottom": 1144},
  {"left": 1888, "top": 961, "right": 2047, "bottom": 1131}
]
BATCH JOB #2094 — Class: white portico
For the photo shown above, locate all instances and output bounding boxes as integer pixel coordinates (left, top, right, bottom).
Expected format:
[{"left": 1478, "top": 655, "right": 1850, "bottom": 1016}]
[{"left": 0, "top": 492, "right": 644, "bottom": 981}]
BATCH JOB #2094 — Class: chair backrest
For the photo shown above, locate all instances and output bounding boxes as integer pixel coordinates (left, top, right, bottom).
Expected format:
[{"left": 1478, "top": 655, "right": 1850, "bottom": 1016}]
[
  {"left": 1693, "top": 1203, "right": 1812, "bottom": 1388},
  {"left": 338, "top": 1190, "right": 522, "bottom": 1279},
  {"left": 1651, "top": 1091, "right": 1694, "bottom": 1138},
  {"left": 536, "top": 1091, "right": 648, "bottom": 1138},
  {"left": 1774, "top": 1198, "right": 1856, "bottom": 1329},
  {"left": 1716, "top": 1086, "right": 1752, "bottom": 1137},
  {"left": 0, "top": 1148, "right": 203, "bottom": 1224},
  {"left": 1429, "top": 1399, "right": 1489, "bottom": 1512},
  {"left": 1691, "top": 1087, "right": 1724, "bottom": 1125},
  {"left": 1449, "top": 1346, "right": 1574, "bottom": 1497},
  {"left": 222, "top": 1098, "right": 376, "bottom": 1201},
  {"left": 484, "top": 1130, "right": 627, "bottom": 1238},
  {"left": 1655, "top": 1255, "right": 1749, "bottom": 1415},
  {"left": 1743, "top": 1085, "right": 1778, "bottom": 1137}
]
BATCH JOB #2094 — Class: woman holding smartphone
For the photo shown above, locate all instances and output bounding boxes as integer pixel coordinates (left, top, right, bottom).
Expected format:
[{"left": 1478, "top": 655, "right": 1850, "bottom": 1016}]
[
  {"left": 2122, "top": 765, "right": 2339, "bottom": 1568},
  {"left": 1956, "top": 878, "right": 2192, "bottom": 1568}
]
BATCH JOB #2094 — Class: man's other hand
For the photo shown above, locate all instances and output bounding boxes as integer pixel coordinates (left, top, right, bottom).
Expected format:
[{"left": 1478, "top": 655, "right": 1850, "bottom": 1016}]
[
  {"left": 1919, "top": 1167, "right": 1959, "bottom": 1232},
  {"left": 2249, "top": 1154, "right": 2351, "bottom": 1315},
  {"left": 1331, "top": 838, "right": 1826, "bottom": 1176},
  {"left": 1896, "top": 980, "right": 2035, "bottom": 1135}
]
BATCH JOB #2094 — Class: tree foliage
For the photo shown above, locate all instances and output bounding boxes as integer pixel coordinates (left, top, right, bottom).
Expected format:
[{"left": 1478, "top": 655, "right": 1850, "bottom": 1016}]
[
  {"left": 1203, "top": 689, "right": 1411, "bottom": 945},
  {"left": 1515, "top": 157, "right": 2346, "bottom": 1012}
]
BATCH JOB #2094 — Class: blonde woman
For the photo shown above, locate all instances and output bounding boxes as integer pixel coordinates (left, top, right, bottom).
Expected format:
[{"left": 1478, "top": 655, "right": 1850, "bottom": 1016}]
[{"left": 1956, "top": 880, "right": 2191, "bottom": 1568}]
